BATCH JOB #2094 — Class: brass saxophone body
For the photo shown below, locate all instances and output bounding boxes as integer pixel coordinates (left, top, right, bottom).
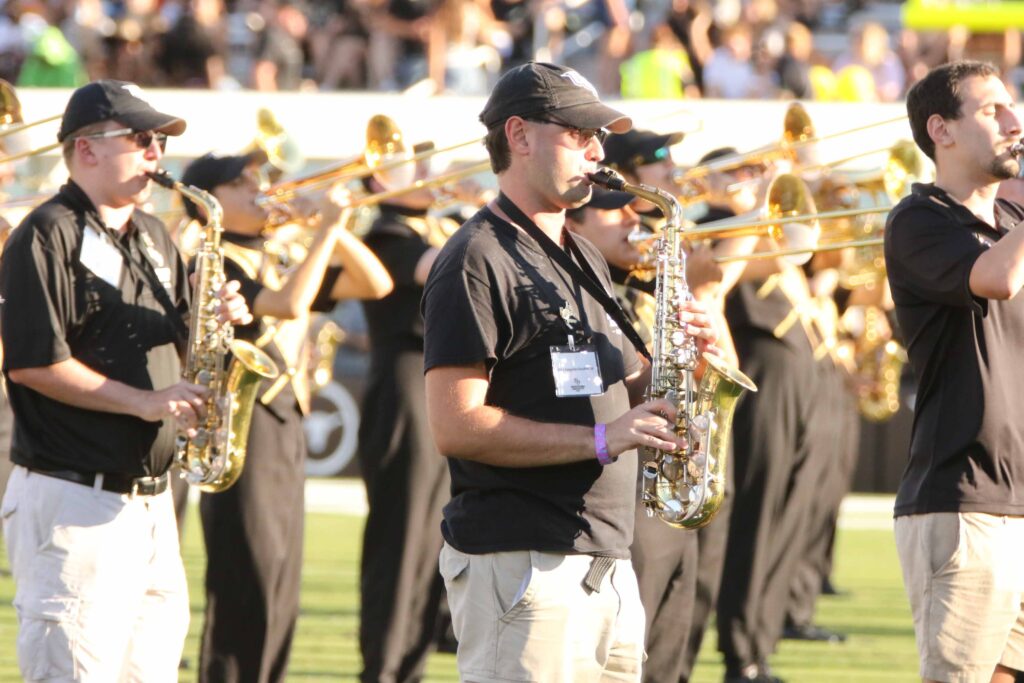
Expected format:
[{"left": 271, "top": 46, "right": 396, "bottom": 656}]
[
  {"left": 148, "top": 170, "right": 280, "bottom": 492},
  {"left": 589, "top": 169, "right": 757, "bottom": 529}
]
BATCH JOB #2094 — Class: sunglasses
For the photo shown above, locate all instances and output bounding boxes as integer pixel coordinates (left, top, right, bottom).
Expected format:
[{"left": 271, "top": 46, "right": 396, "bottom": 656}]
[
  {"left": 76, "top": 128, "right": 168, "bottom": 153},
  {"left": 525, "top": 117, "right": 609, "bottom": 147}
]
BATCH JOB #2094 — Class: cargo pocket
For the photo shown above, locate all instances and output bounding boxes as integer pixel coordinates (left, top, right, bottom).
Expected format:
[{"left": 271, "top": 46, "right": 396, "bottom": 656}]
[
  {"left": 18, "top": 616, "right": 77, "bottom": 681},
  {"left": 439, "top": 544, "right": 472, "bottom": 645}
]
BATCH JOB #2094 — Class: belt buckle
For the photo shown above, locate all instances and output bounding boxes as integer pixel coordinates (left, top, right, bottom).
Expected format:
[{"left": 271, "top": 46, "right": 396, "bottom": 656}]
[{"left": 131, "top": 476, "right": 160, "bottom": 497}]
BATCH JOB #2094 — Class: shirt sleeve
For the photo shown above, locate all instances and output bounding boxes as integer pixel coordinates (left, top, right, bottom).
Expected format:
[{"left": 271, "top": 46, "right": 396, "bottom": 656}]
[
  {"left": 0, "top": 221, "right": 74, "bottom": 371},
  {"left": 218, "top": 258, "right": 265, "bottom": 334},
  {"left": 422, "top": 242, "right": 499, "bottom": 373},
  {"left": 310, "top": 266, "right": 343, "bottom": 313},
  {"left": 365, "top": 233, "right": 430, "bottom": 288},
  {"left": 885, "top": 203, "right": 987, "bottom": 313}
]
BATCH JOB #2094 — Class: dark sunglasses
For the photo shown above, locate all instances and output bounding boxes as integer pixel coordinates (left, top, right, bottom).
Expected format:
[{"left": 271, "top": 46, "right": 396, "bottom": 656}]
[
  {"left": 525, "top": 117, "right": 609, "bottom": 147},
  {"left": 77, "top": 128, "right": 168, "bottom": 152}
]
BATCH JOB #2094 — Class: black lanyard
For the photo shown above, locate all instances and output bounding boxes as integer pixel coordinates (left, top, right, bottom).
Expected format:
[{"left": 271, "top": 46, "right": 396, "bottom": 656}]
[
  {"left": 84, "top": 215, "right": 190, "bottom": 346},
  {"left": 496, "top": 192, "right": 652, "bottom": 362}
]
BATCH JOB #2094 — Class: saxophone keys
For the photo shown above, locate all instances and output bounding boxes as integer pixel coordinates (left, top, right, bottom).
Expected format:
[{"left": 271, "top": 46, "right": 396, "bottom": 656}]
[{"left": 660, "top": 456, "right": 686, "bottom": 482}]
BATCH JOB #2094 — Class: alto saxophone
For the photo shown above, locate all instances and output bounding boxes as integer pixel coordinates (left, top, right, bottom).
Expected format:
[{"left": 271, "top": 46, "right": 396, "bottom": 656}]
[
  {"left": 148, "top": 169, "right": 280, "bottom": 492},
  {"left": 589, "top": 169, "right": 757, "bottom": 529}
]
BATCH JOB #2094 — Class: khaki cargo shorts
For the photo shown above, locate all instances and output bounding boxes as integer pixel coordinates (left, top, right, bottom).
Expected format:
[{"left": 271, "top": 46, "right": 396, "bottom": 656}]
[{"left": 895, "top": 512, "right": 1024, "bottom": 683}]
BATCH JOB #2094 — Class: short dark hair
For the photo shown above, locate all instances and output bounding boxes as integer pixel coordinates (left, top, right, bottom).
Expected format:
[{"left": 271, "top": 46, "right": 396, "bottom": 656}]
[
  {"left": 484, "top": 124, "right": 512, "bottom": 174},
  {"left": 906, "top": 60, "right": 1000, "bottom": 161}
]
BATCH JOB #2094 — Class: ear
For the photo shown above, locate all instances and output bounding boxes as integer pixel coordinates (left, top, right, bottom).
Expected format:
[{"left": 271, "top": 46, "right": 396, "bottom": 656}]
[
  {"left": 74, "top": 138, "right": 97, "bottom": 167},
  {"left": 505, "top": 116, "right": 531, "bottom": 156},
  {"left": 926, "top": 113, "right": 954, "bottom": 151}
]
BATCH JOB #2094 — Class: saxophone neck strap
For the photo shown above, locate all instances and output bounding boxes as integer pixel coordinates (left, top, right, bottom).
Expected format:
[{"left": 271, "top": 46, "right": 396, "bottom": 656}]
[{"left": 495, "top": 192, "right": 651, "bottom": 362}]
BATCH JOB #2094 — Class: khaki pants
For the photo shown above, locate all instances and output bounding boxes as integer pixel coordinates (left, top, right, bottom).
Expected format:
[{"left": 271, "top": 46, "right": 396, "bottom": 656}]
[
  {"left": 895, "top": 512, "right": 1024, "bottom": 683},
  {"left": 439, "top": 542, "right": 645, "bottom": 683},
  {"left": 1, "top": 466, "right": 189, "bottom": 683}
]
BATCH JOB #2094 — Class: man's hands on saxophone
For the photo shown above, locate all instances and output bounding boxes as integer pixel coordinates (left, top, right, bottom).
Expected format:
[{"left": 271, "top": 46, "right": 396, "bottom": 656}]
[
  {"left": 152, "top": 276, "right": 255, "bottom": 435},
  {"left": 611, "top": 298, "right": 724, "bottom": 458}
]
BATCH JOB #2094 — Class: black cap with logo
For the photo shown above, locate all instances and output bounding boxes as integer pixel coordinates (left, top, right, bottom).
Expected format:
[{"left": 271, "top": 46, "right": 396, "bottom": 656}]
[
  {"left": 58, "top": 80, "right": 187, "bottom": 142},
  {"left": 479, "top": 62, "right": 632, "bottom": 134},
  {"left": 180, "top": 151, "right": 266, "bottom": 219},
  {"left": 602, "top": 129, "right": 684, "bottom": 171}
]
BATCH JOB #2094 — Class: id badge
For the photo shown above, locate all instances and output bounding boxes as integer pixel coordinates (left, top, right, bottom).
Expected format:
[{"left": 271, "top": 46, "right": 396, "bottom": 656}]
[{"left": 550, "top": 342, "right": 604, "bottom": 397}]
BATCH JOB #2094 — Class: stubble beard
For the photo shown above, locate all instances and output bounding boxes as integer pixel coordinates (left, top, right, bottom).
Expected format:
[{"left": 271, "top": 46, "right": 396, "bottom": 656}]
[{"left": 989, "top": 156, "right": 1020, "bottom": 181}]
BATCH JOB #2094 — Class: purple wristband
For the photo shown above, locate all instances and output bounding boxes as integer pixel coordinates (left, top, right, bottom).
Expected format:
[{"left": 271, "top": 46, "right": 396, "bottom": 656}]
[{"left": 594, "top": 423, "right": 614, "bottom": 466}]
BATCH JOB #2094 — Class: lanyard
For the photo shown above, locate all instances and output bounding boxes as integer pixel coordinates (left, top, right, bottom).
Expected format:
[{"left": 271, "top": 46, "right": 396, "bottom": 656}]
[
  {"left": 85, "top": 215, "right": 189, "bottom": 346},
  {"left": 495, "top": 193, "right": 652, "bottom": 362}
]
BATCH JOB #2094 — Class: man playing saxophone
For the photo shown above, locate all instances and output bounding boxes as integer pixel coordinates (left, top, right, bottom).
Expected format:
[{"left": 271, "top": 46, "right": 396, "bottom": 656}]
[
  {"left": 0, "top": 80, "right": 252, "bottom": 682},
  {"left": 422, "top": 62, "right": 721, "bottom": 682},
  {"left": 178, "top": 151, "right": 392, "bottom": 683}
]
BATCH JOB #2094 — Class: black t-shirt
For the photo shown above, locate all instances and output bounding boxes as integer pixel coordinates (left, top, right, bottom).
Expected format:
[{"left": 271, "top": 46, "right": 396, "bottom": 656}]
[
  {"left": 0, "top": 181, "right": 190, "bottom": 476},
  {"left": 886, "top": 183, "right": 1024, "bottom": 517},
  {"left": 212, "top": 233, "right": 342, "bottom": 417},
  {"left": 422, "top": 207, "right": 642, "bottom": 559},
  {"left": 361, "top": 206, "right": 432, "bottom": 355}
]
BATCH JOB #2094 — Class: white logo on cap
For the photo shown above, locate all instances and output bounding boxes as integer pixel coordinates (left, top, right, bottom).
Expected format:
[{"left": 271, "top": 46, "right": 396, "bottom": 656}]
[
  {"left": 561, "top": 70, "right": 598, "bottom": 97},
  {"left": 121, "top": 83, "right": 150, "bottom": 104}
]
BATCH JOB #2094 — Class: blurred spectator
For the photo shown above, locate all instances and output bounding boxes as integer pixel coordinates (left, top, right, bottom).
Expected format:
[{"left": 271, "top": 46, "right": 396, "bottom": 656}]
[
  {"left": 15, "top": 2, "right": 87, "bottom": 87},
  {"left": 832, "top": 21, "right": 904, "bottom": 102},
  {"left": 775, "top": 20, "right": 813, "bottom": 98},
  {"left": 367, "top": 0, "right": 438, "bottom": 90},
  {"left": 489, "top": 0, "right": 532, "bottom": 70},
  {"left": 252, "top": 0, "right": 309, "bottom": 90},
  {"left": 664, "top": 0, "right": 713, "bottom": 92},
  {"left": 427, "top": 0, "right": 501, "bottom": 94},
  {"left": 153, "top": 0, "right": 226, "bottom": 87},
  {"left": 619, "top": 21, "right": 699, "bottom": 99},
  {"left": 833, "top": 63, "right": 876, "bottom": 101},
  {"left": 309, "top": 0, "right": 371, "bottom": 89},
  {"left": 59, "top": 0, "right": 107, "bottom": 79},
  {"left": 534, "top": 0, "right": 630, "bottom": 95},
  {"left": 702, "top": 22, "right": 770, "bottom": 98}
]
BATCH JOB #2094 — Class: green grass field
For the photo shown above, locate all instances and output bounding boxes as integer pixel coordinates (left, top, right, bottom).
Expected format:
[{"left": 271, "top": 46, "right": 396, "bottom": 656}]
[{"left": 0, "top": 500, "right": 918, "bottom": 682}]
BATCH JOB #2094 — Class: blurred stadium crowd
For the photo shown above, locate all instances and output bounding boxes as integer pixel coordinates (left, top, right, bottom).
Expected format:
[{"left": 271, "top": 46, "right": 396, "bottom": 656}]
[{"left": 0, "top": 0, "right": 1019, "bottom": 100}]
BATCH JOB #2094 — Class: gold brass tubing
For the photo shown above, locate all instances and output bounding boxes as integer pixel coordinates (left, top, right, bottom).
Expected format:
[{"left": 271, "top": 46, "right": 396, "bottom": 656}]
[
  {"left": 349, "top": 160, "right": 492, "bottom": 208},
  {"left": 0, "top": 141, "right": 61, "bottom": 164},
  {"left": 713, "top": 238, "right": 884, "bottom": 263},
  {"left": 684, "top": 205, "right": 892, "bottom": 239}
]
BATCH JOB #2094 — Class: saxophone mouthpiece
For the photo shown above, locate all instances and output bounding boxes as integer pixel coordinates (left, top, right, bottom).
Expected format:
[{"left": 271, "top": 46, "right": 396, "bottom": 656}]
[
  {"left": 1010, "top": 141, "right": 1024, "bottom": 158},
  {"left": 146, "top": 168, "right": 177, "bottom": 189},
  {"left": 588, "top": 167, "right": 627, "bottom": 192}
]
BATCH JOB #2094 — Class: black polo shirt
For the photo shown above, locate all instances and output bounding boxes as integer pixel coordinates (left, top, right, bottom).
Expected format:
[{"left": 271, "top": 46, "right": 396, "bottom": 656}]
[
  {"left": 423, "top": 208, "right": 642, "bottom": 559},
  {"left": 0, "top": 181, "right": 190, "bottom": 476},
  {"left": 885, "top": 182, "right": 1024, "bottom": 517}
]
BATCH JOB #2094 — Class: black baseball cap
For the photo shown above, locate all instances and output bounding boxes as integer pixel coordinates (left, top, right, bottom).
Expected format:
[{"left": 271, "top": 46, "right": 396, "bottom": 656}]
[
  {"left": 566, "top": 185, "right": 634, "bottom": 220},
  {"left": 480, "top": 62, "right": 631, "bottom": 134},
  {"left": 602, "top": 129, "right": 684, "bottom": 170},
  {"left": 181, "top": 151, "right": 265, "bottom": 219},
  {"left": 58, "top": 80, "right": 186, "bottom": 142}
]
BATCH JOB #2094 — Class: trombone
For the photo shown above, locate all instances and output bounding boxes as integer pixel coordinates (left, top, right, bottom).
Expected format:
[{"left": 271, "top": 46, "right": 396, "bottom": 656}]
[
  {"left": 675, "top": 103, "right": 907, "bottom": 187},
  {"left": 258, "top": 113, "right": 483, "bottom": 208},
  {"left": 0, "top": 79, "right": 62, "bottom": 164}
]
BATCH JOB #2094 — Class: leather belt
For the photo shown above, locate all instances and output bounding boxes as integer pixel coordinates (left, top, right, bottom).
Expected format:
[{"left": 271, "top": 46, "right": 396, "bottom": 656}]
[{"left": 28, "top": 468, "right": 169, "bottom": 496}]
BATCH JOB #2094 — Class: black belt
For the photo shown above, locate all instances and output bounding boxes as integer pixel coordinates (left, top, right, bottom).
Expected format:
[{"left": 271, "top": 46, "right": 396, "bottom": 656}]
[{"left": 28, "top": 468, "right": 169, "bottom": 496}]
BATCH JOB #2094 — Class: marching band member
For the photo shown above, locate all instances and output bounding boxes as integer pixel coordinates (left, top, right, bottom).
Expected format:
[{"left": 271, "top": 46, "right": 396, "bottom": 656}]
[
  {"left": 0, "top": 80, "right": 251, "bottom": 682},
  {"left": 889, "top": 60, "right": 1024, "bottom": 683},
  {"left": 356, "top": 147, "right": 449, "bottom": 683},
  {"left": 422, "top": 62, "right": 719, "bottom": 682},
  {"left": 179, "top": 151, "right": 391, "bottom": 683}
]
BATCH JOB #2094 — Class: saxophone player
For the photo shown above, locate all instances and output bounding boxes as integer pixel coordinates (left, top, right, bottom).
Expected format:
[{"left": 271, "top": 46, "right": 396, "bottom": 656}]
[
  {"left": 0, "top": 80, "right": 252, "bottom": 682},
  {"left": 422, "top": 62, "right": 721, "bottom": 682},
  {"left": 178, "top": 151, "right": 392, "bottom": 683}
]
